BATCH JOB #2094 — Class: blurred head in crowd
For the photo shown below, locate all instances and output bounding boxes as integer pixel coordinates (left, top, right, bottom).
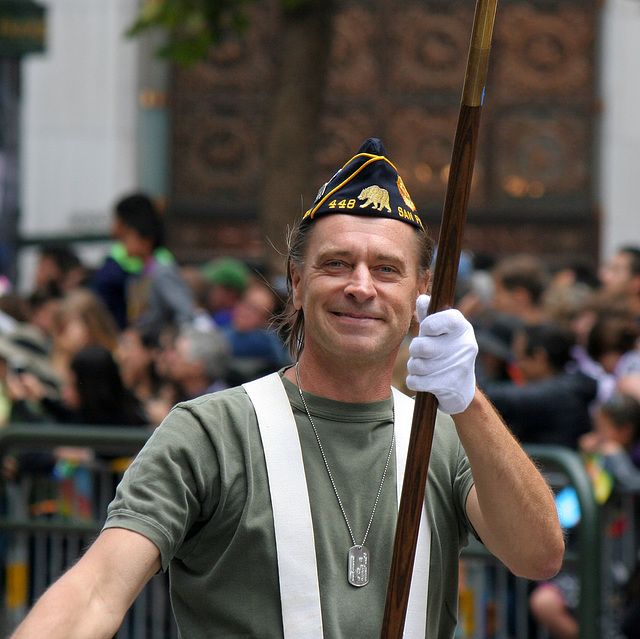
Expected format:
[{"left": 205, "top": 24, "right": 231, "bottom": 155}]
[
  {"left": 231, "top": 282, "right": 280, "bottom": 334},
  {"left": 52, "top": 289, "right": 119, "bottom": 365},
  {"left": 117, "top": 326, "right": 160, "bottom": 401},
  {"left": 27, "top": 283, "right": 63, "bottom": 338},
  {"left": 492, "top": 254, "right": 550, "bottom": 324},
  {"left": 586, "top": 311, "right": 640, "bottom": 374},
  {"left": 164, "top": 326, "right": 230, "bottom": 399},
  {"left": 593, "top": 393, "right": 640, "bottom": 451},
  {"left": 202, "top": 257, "right": 251, "bottom": 325},
  {"left": 599, "top": 246, "right": 640, "bottom": 306},
  {"left": 512, "top": 322, "right": 575, "bottom": 382},
  {"left": 34, "top": 243, "right": 85, "bottom": 294},
  {"left": 64, "top": 345, "right": 147, "bottom": 426},
  {"left": 114, "top": 193, "right": 165, "bottom": 260}
]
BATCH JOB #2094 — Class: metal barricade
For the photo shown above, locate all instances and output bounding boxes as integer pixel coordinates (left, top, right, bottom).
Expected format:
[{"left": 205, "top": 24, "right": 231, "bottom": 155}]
[
  {"left": 1, "top": 430, "right": 636, "bottom": 638},
  {"left": 0, "top": 424, "right": 178, "bottom": 638},
  {"left": 458, "top": 445, "right": 640, "bottom": 639}
]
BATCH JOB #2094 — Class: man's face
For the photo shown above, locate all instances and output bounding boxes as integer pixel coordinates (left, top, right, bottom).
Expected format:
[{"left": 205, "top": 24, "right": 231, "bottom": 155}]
[
  {"left": 599, "top": 252, "right": 636, "bottom": 297},
  {"left": 291, "top": 214, "right": 429, "bottom": 366}
]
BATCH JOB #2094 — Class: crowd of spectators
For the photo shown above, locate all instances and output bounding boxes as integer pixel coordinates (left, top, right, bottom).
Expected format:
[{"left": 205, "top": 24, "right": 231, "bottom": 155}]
[
  {"left": 2, "top": 193, "right": 640, "bottom": 636},
  {"left": 450, "top": 246, "right": 640, "bottom": 639},
  {"left": 0, "top": 193, "right": 292, "bottom": 436}
]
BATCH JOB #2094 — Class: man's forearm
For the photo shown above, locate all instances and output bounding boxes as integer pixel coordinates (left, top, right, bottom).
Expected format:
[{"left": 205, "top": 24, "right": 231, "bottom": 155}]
[
  {"left": 453, "top": 388, "right": 564, "bottom": 580},
  {"left": 11, "top": 528, "right": 161, "bottom": 639},
  {"left": 11, "top": 567, "right": 124, "bottom": 639}
]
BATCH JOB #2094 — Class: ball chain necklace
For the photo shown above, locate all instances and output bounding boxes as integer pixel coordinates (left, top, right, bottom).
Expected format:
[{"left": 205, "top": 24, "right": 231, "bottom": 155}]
[{"left": 294, "top": 363, "right": 395, "bottom": 587}]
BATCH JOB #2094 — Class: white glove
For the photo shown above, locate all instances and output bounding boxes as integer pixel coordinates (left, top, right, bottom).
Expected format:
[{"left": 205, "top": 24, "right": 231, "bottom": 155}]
[{"left": 406, "top": 294, "right": 478, "bottom": 414}]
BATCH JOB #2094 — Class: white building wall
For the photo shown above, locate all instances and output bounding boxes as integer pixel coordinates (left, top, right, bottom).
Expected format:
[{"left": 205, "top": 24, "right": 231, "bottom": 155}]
[
  {"left": 19, "top": 0, "right": 140, "bottom": 239},
  {"left": 598, "top": 0, "right": 640, "bottom": 263}
]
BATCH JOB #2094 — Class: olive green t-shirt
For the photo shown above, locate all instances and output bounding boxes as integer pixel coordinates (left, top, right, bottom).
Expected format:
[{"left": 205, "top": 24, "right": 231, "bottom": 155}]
[{"left": 104, "top": 372, "right": 474, "bottom": 638}]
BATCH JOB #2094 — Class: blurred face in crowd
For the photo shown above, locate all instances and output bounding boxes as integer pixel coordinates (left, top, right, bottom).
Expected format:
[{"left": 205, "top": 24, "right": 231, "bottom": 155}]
[
  {"left": 512, "top": 332, "right": 549, "bottom": 382},
  {"left": 164, "top": 335, "right": 203, "bottom": 385},
  {"left": 599, "top": 251, "right": 640, "bottom": 298},
  {"left": 117, "top": 328, "right": 154, "bottom": 389},
  {"left": 593, "top": 409, "right": 633, "bottom": 448},
  {"left": 30, "top": 298, "right": 60, "bottom": 337},
  {"left": 291, "top": 214, "right": 428, "bottom": 367},
  {"left": 34, "top": 256, "right": 62, "bottom": 291},
  {"left": 232, "top": 285, "right": 275, "bottom": 333},
  {"left": 207, "top": 285, "right": 242, "bottom": 314},
  {"left": 54, "top": 314, "right": 90, "bottom": 356},
  {"left": 120, "top": 224, "right": 153, "bottom": 261},
  {"left": 492, "top": 278, "right": 525, "bottom": 315}
]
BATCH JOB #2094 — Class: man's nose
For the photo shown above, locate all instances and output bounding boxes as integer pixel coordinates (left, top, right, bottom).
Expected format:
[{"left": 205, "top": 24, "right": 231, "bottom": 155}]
[{"left": 344, "top": 265, "right": 376, "bottom": 301}]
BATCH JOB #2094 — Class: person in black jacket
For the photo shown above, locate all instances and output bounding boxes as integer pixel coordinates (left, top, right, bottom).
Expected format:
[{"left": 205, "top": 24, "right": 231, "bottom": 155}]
[{"left": 480, "top": 322, "right": 597, "bottom": 449}]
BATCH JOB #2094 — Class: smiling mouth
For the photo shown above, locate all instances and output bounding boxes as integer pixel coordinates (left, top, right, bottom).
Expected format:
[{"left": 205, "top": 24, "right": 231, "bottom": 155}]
[{"left": 333, "top": 312, "right": 379, "bottom": 320}]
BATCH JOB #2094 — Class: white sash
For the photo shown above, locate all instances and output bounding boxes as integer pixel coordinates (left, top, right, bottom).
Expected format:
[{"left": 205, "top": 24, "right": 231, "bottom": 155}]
[{"left": 244, "top": 373, "right": 430, "bottom": 638}]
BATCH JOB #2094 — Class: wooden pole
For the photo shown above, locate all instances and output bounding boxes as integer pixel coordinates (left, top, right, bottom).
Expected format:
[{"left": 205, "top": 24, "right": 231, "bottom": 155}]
[{"left": 380, "top": 0, "right": 499, "bottom": 636}]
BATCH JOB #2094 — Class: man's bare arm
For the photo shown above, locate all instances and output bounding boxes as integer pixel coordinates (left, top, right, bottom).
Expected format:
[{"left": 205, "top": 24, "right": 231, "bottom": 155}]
[
  {"left": 11, "top": 527, "right": 161, "bottom": 639},
  {"left": 454, "top": 389, "right": 565, "bottom": 580}
]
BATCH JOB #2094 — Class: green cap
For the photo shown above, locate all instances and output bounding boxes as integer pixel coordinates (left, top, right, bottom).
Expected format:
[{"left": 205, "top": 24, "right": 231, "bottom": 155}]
[{"left": 202, "top": 257, "right": 251, "bottom": 292}]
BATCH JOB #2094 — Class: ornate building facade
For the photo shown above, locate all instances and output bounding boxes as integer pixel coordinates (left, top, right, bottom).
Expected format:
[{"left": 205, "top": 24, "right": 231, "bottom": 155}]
[{"left": 167, "top": 0, "right": 599, "bottom": 273}]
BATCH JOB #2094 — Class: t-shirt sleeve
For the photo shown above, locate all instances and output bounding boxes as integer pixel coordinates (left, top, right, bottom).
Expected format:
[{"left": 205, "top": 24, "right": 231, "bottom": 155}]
[
  {"left": 434, "top": 411, "right": 476, "bottom": 542},
  {"left": 103, "top": 404, "right": 221, "bottom": 571}
]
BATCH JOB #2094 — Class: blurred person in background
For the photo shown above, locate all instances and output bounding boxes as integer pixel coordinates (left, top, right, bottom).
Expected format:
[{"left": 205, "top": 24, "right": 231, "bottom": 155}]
[
  {"left": 223, "top": 280, "right": 291, "bottom": 384},
  {"left": 0, "top": 322, "right": 62, "bottom": 427},
  {"left": 579, "top": 393, "right": 640, "bottom": 488},
  {"left": 117, "top": 326, "right": 175, "bottom": 428},
  {"left": 491, "top": 254, "right": 551, "bottom": 326},
  {"left": 58, "top": 345, "right": 148, "bottom": 428},
  {"left": 25, "top": 283, "right": 63, "bottom": 342},
  {"left": 49, "top": 288, "right": 120, "bottom": 382},
  {"left": 162, "top": 325, "right": 230, "bottom": 400},
  {"left": 585, "top": 310, "right": 640, "bottom": 404},
  {"left": 33, "top": 243, "right": 86, "bottom": 296},
  {"left": 530, "top": 393, "right": 640, "bottom": 639},
  {"left": 202, "top": 256, "right": 251, "bottom": 328},
  {"left": 599, "top": 246, "right": 640, "bottom": 320},
  {"left": 480, "top": 322, "right": 597, "bottom": 449},
  {"left": 112, "top": 193, "right": 195, "bottom": 341},
  {"left": 91, "top": 193, "right": 178, "bottom": 330},
  {"left": 543, "top": 258, "right": 599, "bottom": 331}
]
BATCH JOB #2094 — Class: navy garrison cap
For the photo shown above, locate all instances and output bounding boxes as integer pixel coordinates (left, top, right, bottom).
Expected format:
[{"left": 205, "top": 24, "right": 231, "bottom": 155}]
[{"left": 302, "top": 138, "right": 425, "bottom": 231}]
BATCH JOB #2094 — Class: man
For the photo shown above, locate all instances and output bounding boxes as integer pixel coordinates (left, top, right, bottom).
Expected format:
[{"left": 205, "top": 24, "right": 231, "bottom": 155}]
[
  {"left": 11, "top": 139, "right": 563, "bottom": 638},
  {"left": 599, "top": 245, "right": 640, "bottom": 318},
  {"left": 481, "top": 322, "right": 598, "bottom": 449}
]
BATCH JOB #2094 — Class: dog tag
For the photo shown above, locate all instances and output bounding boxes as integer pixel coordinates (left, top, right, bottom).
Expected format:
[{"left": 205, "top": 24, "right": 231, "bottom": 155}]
[{"left": 348, "top": 545, "right": 370, "bottom": 587}]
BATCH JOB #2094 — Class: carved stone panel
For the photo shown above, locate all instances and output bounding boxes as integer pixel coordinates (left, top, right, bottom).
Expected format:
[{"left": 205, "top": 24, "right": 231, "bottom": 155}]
[
  {"left": 492, "top": 2, "right": 595, "bottom": 103},
  {"left": 492, "top": 108, "right": 592, "bottom": 208},
  {"left": 167, "top": 0, "right": 599, "bottom": 266}
]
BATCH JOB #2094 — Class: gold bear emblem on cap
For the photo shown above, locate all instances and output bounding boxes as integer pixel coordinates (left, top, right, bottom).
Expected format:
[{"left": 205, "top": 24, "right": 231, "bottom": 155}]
[{"left": 358, "top": 185, "right": 392, "bottom": 213}]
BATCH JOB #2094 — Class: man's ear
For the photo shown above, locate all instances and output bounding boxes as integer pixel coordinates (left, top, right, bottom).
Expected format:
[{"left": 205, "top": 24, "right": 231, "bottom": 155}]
[
  {"left": 418, "top": 271, "right": 431, "bottom": 297},
  {"left": 291, "top": 264, "right": 303, "bottom": 311}
]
